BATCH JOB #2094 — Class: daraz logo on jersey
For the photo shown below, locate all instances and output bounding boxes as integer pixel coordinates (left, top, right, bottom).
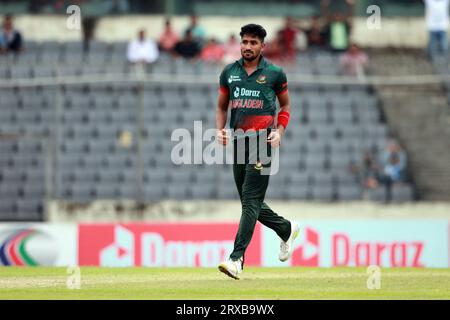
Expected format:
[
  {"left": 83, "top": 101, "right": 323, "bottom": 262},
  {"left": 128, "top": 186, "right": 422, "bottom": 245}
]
[
  {"left": 232, "top": 87, "right": 264, "bottom": 108},
  {"left": 233, "top": 87, "right": 240, "bottom": 98},
  {"left": 233, "top": 87, "right": 261, "bottom": 98}
]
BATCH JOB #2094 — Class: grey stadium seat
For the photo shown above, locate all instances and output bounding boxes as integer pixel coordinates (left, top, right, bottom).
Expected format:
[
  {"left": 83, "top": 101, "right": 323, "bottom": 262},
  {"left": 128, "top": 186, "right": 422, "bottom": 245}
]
[
  {"left": 311, "top": 184, "right": 334, "bottom": 201},
  {"left": 392, "top": 184, "right": 414, "bottom": 202},
  {"left": 191, "top": 184, "right": 217, "bottom": 199},
  {"left": 286, "top": 185, "right": 310, "bottom": 200},
  {"left": 336, "top": 184, "right": 362, "bottom": 201}
]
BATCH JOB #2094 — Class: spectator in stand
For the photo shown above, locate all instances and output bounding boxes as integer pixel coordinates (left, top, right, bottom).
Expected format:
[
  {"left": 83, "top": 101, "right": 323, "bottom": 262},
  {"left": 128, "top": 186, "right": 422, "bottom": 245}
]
[
  {"left": 173, "top": 29, "right": 201, "bottom": 61},
  {"left": 378, "top": 140, "right": 408, "bottom": 202},
  {"left": 362, "top": 151, "right": 379, "bottom": 189},
  {"left": 223, "top": 34, "right": 241, "bottom": 64},
  {"left": 0, "top": 15, "right": 23, "bottom": 54},
  {"left": 127, "top": 29, "right": 159, "bottom": 64},
  {"left": 304, "top": 16, "right": 327, "bottom": 50},
  {"left": 159, "top": 18, "right": 179, "bottom": 52},
  {"left": 340, "top": 43, "right": 369, "bottom": 77},
  {"left": 322, "top": 0, "right": 354, "bottom": 52},
  {"left": 279, "top": 16, "right": 298, "bottom": 63},
  {"left": 349, "top": 150, "right": 379, "bottom": 190},
  {"left": 424, "top": 0, "right": 449, "bottom": 59},
  {"left": 200, "top": 37, "right": 224, "bottom": 64},
  {"left": 185, "top": 15, "right": 206, "bottom": 45}
]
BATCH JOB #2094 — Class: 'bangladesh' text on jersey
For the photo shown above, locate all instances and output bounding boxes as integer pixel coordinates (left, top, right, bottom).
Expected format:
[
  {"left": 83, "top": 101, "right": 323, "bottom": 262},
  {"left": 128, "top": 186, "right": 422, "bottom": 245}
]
[{"left": 219, "top": 56, "right": 288, "bottom": 131}]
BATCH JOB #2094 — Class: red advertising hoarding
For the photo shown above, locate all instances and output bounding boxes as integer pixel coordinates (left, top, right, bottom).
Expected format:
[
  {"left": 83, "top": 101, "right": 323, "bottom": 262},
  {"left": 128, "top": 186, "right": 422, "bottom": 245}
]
[{"left": 78, "top": 223, "right": 262, "bottom": 267}]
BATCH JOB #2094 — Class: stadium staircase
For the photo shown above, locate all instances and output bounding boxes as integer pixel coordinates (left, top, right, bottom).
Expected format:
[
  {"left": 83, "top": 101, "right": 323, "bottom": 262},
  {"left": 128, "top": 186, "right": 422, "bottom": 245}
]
[{"left": 369, "top": 49, "right": 450, "bottom": 201}]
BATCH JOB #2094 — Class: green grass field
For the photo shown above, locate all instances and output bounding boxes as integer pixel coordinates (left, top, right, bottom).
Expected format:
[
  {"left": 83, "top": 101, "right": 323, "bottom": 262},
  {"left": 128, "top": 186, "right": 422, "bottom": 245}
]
[{"left": 0, "top": 267, "right": 449, "bottom": 299}]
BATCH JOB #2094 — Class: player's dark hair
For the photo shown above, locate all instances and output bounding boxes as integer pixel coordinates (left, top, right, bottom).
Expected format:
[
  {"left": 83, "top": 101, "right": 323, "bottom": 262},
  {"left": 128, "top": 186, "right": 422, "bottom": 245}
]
[{"left": 240, "top": 24, "right": 267, "bottom": 42}]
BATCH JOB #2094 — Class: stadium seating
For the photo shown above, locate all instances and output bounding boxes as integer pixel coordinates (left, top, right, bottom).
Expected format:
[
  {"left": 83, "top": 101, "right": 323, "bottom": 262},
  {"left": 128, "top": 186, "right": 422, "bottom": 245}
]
[{"left": 0, "top": 41, "right": 416, "bottom": 221}]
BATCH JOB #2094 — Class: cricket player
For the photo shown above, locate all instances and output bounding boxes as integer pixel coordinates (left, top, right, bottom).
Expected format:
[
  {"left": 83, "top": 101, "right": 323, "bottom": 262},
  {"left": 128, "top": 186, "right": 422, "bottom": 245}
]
[{"left": 216, "top": 24, "right": 300, "bottom": 280}]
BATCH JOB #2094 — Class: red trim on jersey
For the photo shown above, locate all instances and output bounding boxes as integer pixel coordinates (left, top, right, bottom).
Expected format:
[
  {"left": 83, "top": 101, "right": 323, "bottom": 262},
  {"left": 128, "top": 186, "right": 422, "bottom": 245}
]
[
  {"left": 278, "top": 87, "right": 289, "bottom": 95},
  {"left": 238, "top": 115, "right": 274, "bottom": 131},
  {"left": 219, "top": 86, "right": 229, "bottom": 94}
]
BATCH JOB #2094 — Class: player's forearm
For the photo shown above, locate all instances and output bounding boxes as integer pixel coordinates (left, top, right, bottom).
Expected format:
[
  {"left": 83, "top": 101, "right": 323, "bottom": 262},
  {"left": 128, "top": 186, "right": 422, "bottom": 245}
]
[
  {"left": 216, "top": 108, "right": 228, "bottom": 130},
  {"left": 279, "top": 103, "right": 291, "bottom": 115},
  {"left": 216, "top": 92, "right": 229, "bottom": 129}
]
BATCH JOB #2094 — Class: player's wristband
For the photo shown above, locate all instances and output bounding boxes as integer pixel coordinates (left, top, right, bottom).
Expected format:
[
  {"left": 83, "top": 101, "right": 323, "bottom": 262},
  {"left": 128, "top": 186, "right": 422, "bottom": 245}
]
[{"left": 277, "top": 111, "right": 290, "bottom": 129}]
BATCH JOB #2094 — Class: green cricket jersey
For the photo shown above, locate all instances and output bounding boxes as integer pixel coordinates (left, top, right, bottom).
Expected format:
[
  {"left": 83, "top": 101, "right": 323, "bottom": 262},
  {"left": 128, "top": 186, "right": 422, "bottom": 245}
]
[{"left": 219, "top": 56, "right": 288, "bottom": 131}]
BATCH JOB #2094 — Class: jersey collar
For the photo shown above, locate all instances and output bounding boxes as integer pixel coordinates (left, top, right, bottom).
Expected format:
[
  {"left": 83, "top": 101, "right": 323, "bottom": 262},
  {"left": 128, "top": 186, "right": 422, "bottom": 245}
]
[{"left": 237, "top": 55, "right": 267, "bottom": 70}]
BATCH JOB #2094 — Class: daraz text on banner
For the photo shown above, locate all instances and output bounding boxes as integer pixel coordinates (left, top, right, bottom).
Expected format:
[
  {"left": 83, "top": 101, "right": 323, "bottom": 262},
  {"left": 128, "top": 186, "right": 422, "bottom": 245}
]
[
  {"left": 78, "top": 223, "right": 262, "bottom": 267},
  {"left": 262, "top": 220, "right": 449, "bottom": 268}
]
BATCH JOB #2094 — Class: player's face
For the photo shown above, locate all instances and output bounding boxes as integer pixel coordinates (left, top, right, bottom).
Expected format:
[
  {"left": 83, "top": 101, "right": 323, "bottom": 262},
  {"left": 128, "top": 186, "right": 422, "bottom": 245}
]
[{"left": 241, "top": 35, "right": 264, "bottom": 62}]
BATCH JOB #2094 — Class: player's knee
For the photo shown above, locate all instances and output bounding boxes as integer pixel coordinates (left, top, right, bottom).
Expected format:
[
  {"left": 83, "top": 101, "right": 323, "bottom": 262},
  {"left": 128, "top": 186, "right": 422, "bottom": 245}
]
[
  {"left": 241, "top": 196, "right": 263, "bottom": 216},
  {"left": 241, "top": 192, "right": 262, "bottom": 202}
]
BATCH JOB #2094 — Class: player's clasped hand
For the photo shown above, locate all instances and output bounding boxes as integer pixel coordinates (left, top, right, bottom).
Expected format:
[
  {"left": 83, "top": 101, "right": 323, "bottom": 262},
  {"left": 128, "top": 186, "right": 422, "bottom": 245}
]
[
  {"left": 216, "top": 129, "right": 229, "bottom": 145},
  {"left": 267, "top": 130, "right": 281, "bottom": 147}
]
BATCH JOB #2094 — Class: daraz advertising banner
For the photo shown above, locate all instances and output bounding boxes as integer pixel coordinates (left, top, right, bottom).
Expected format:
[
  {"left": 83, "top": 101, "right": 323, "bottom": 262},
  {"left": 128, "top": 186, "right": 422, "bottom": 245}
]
[
  {"left": 0, "top": 220, "right": 448, "bottom": 268},
  {"left": 77, "top": 223, "right": 262, "bottom": 267},
  {"left": 263, "top": 220, "right": 449, "bottom": 268}
]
